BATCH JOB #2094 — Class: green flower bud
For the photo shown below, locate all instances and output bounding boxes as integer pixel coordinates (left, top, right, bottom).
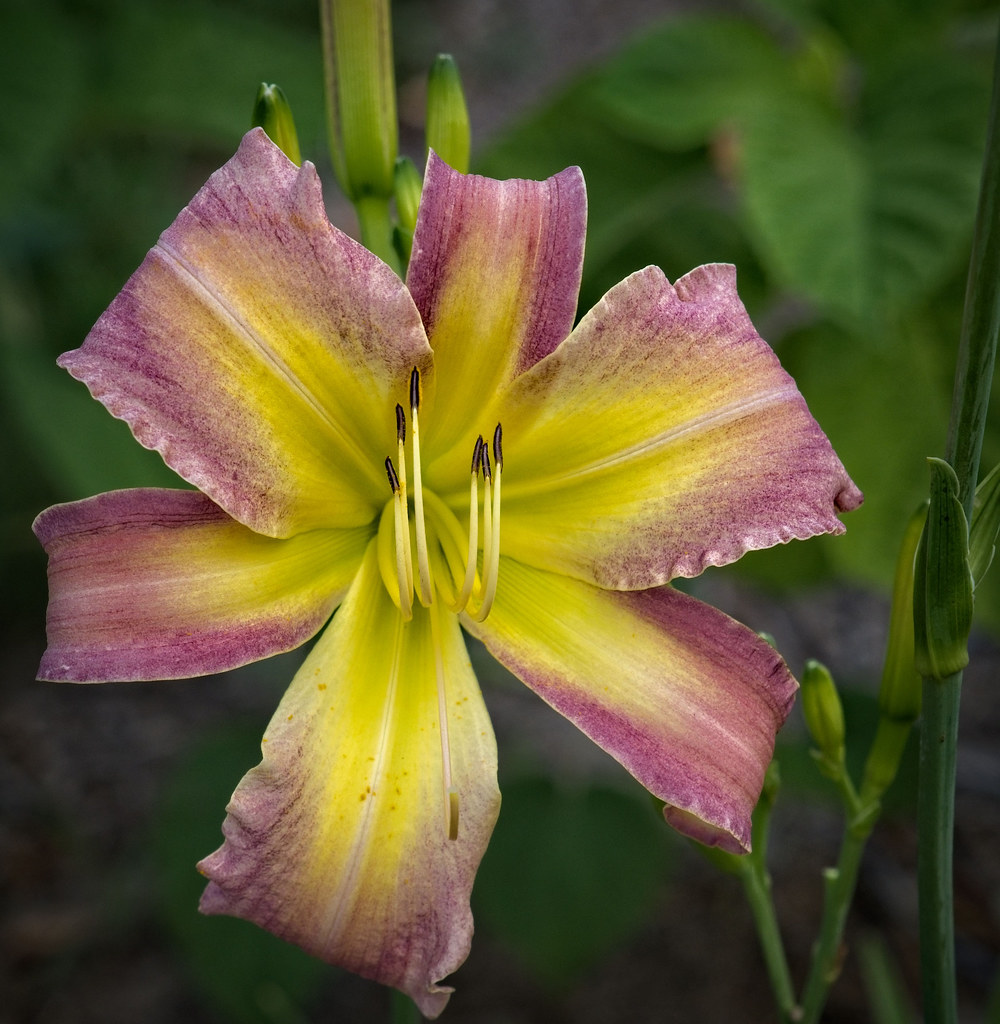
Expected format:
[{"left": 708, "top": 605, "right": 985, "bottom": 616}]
[
  {"left": 878, "top": 502, "right": 926, "bottom": 723},
  {"left": 320, "top": 0, "right": 397, "bottom": 200},
  {"left": 860, "top": 505, "right": 926, "bottom": 804},
  {"left": 969, "top": 459, "right": 1000, "bottom": 586},
  {"left": 913, "top": 458, "right": 974, "bottom": 680},
  {"left": 426, "top": 54, "right": 470, "bottom": 173},
  {"left": 801, "top": 659, "right": 845, "bottom": 772},
  {"left": 252, "top": 83, "right": 302, "bottom": 166},
  {"left": 394, "top": 157, "right": 422, "bottom": 236}
]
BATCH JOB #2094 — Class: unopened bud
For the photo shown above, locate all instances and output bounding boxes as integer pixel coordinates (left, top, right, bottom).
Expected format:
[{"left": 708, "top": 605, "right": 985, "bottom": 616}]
[
  {"left": 878, "top": 502, "right": 925, "bottom": 722},
  {"left": 393, "top": 156, "right": 422, "bottom": 263},
  {"left": 801, "top": 660, "right": 845, "bottom": 772},
  {"left": 913, "top": 458, "right": 973, "bottom": 680},
  {"left": 426, "top": 54, "right": 470, "bottom": 173},
  {"left": 320, "top": 0, "right": 397, "bottom": 200},
  {"left": 252, "top": 83, "right": 302, "bottom": 165}
]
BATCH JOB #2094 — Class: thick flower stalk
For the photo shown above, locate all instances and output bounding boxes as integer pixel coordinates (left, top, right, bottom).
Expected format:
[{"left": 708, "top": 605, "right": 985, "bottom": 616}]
[{"left": 34, "top": 129, "right": 861, "bottom": 1017}]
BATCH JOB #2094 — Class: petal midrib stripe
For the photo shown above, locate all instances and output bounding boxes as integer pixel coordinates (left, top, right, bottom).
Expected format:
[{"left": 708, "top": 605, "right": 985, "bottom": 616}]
[
  {"left": 507, "top": 385, "right": 800, "bottom": 496},
  {"left": 157, "top": 239, "right": 385, "bottom": 494}
]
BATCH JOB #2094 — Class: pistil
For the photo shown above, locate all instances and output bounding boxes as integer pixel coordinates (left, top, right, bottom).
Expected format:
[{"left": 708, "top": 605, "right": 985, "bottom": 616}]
[
  {"left": 429, "top": 600, "right": 459, "bottom": 840},
  {"left": 409, "top": 368, "right": 434, "bottom": 606},
  {"left": 394, "top": 404, "right": 413, "bottom": 599}
]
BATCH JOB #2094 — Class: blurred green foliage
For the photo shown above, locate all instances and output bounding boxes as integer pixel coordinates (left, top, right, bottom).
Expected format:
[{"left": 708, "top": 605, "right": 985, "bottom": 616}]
[
  {"left": 6, "top": 0, "right": 998, "bottom": 1016},
  {"left": 477, "top": 0, "right": 998, "bottom": 613},
  {"left": 2, "top": 0, "right": 325, "bottom": 600},
  {"left": 153, "top": 722, "right": 329, "bottom": 1024}
]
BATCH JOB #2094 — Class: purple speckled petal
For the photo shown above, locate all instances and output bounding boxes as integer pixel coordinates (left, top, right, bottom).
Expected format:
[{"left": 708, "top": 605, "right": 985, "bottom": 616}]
[
  {"left": 491, "top": 263, "right": 862, "bottom": 589},
  {"left": 59, "top": 129, "right": 431, "bottom": 538},
  {"left": 408, "top": 153, "right": 586, "bottom": 471},
  {"left": 465, "top": 556, "right": 798, "bottom": 854},
  {"left": 198, "top": 541, "right": 500, "bottom": 1017},
  {"left": 34, "top": 489, "right": 369, "bottom": 681}
]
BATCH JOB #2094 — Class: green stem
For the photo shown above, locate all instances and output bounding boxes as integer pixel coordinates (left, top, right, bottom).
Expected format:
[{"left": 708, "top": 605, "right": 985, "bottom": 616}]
[
  {"left": 799, "top": 818, "right": 874, "bottom": 1024},
  {"left": 356, "top": 194, "right": 402, "bottom": 275},
  {"left": 917, "top": 25, "right": 1000, "bottom": 1023},
  {"left": 389, "top": 989, "right": 421, "bottom": 1023},
  {"left": 739, "top": 858, "right": 798, "bottom": 1023},
  {"left": 918, "top": 673, "right": 962, "bottom": 1021},
  {"left": 944, "top": 31, "right": 1000, "bottom": 511},
  {"left": 739, "top": 762, "right": 797, "bottom": 1022}
]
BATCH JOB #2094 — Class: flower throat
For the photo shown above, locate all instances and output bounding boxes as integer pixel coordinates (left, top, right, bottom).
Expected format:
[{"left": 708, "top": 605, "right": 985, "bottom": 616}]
[
  {"left": 380, "top": 367, "right": 502, "bottom": 624},
  {"left": 377, "top": 367, "right": 502, "bottom": 841}
]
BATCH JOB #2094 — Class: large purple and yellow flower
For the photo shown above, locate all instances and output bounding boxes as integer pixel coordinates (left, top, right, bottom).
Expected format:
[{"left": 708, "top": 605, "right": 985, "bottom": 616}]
[{"left": 34, "top": 128, "right": 860, "bottom": 1016}]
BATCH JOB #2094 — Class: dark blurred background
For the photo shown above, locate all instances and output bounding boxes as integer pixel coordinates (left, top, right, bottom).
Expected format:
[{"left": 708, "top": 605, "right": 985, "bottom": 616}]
[{"left": 3, "top": 0, "right": 1000, "bottom": 1020}]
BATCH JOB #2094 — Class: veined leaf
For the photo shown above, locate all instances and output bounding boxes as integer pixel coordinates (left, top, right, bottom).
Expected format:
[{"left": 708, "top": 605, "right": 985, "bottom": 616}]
[{"left": 590, "top": 15, "right": 989, "bottom": 323}]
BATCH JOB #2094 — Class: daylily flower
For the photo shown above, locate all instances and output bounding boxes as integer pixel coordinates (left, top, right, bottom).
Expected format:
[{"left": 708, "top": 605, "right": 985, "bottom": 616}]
[{"left": 35, "top": 128, "right": 861, "bottom": 1017}]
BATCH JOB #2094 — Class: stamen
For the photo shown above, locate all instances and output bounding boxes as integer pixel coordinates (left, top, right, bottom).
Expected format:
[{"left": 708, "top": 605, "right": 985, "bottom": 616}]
[
  {"left": 451, "top": 436, "right": 482, "bottom": 613},
  {"left": 384, "top": 457, "right": 413, "bottom": 621},
  {"left": 394, "top": 403, "right": 413, "bottom": 598},
  {"left": 409, "top": 368, "right": 433, "bottom": 606},
  {"left": 429, "top": 600, "right": 459, "bottom": 841},
  {"left": 471, "top": 423, "right": 502, "bottom": 622},
  {"left": 479, "top": 440, "right": 493, "bottom": 602}
]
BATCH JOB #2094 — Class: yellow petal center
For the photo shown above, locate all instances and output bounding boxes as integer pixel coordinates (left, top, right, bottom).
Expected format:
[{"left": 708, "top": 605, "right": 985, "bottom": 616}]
[{"left": 373, "top": 368, "right": 503, "bottom": 840}]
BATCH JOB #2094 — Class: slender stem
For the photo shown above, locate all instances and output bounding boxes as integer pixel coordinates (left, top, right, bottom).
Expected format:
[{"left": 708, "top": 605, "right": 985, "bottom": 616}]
[
  {"left": 917, "top": 672, "right": 963, "bottom": 1021},
  {"left": 389, "top": 990, "right": 421, "bottom": 1024},
  {"left": 944, "top": 28, "right": 1000, "bottom": 511},
  {"left": 740, "top": 762, "right": 797, "bottom": 1022},
  {"left": 799, "top": 822, "right": 873, "bottom": 1024},
  {"left": 739, "top": 858, "right": 798, "bottom": 1023},
  {"left": 917, "top": 24, "right": 1000, "bottom": 1022}
]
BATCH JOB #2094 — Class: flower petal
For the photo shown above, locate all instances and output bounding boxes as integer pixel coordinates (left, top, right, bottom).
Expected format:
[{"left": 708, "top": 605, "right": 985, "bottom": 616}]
[
  {"left": 465, "top": 556, "right": 797, "bottom": 853},
  {"left": 408, "top": 153, "right": 586, "bottom": 462},
  {"left": 34, "top": 489, "right": 369, "bottom": 681},
  {"left": 198, "top": 541, "right": 500, "bottom": 1018},
  {"left": 59, "top": 129, "right": 431, "bottom": 537},
  {"left": 493, "top": 263, "right": 862, "bottom": 588}
]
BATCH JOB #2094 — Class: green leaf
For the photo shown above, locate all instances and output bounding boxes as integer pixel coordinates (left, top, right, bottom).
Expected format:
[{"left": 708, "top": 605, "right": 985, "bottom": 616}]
[
  {"left": 742, "top": 48, "right": 987, "bottom": 325},
  {"left": 740, "top": 94, "right": 872, "bottom": 321},
  {"left": 473, "top": 775, "right": 672, "bottom": 988},
  {"left": 861, "top": 53, "right": 988, "bottom": 312},
  {"left": 590, "top": 14, "right": 989, "bottom": 324},
  {"left": 591, "top": 16, "right": 793, "bottom": 149},
  {"left": 477, "top": 79, "right": 768, "bottom": 318}
]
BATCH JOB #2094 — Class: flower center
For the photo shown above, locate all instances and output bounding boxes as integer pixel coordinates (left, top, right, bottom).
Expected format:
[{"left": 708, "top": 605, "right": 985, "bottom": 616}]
[
  {"left": 375, "top": 367, "right": 502, "bottom": 841},
  {"left": 378, "top": 367, "right": 502, "bottom": 623}
]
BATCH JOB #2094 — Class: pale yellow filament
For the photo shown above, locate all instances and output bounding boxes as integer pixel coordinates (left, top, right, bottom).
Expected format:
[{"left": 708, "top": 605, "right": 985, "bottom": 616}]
[
  {"left": 392, "top": 484, "right": 413, "bottom": 621},
  {"left": 429, "top": 599, "right": 459, "bottom": 841},
  {"left": 470, "top": 461, "right": 501, "bottom": 622},
  {"left": 396, "top": 433, "right": 413, "bottom": 599},
  {"left": 410, "top": 402, "right": 434, "bottom": 607}
]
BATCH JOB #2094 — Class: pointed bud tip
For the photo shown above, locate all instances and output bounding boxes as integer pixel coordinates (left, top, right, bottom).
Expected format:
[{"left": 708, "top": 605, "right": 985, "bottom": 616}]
[
  {"left": 801, "top": 659, "right": 845, "bottom": 767},
  {"left": 913, "top": 458, "right": 973, "bottom": 680},
  {"left": 426, "top": 52, "right": 470, "bottom": 174},
  {"left": 252, "top": 82, "right": 302, "bottom": 165}
]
